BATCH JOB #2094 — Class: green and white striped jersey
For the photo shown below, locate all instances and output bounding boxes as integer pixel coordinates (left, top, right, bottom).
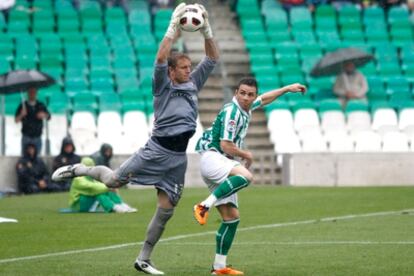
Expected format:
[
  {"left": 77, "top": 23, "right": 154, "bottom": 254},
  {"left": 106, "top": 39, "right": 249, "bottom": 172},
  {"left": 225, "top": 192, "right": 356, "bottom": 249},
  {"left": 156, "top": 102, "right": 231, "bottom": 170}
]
[{"left": 196, "top": 96, "right": 262, "bottom": 155}]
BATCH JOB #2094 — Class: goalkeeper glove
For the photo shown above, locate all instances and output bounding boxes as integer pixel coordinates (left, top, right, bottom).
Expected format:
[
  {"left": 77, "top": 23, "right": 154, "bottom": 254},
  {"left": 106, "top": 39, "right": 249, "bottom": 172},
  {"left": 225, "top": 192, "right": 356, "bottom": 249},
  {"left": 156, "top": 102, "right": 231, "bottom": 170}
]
[
  {"left": 165, "top": 2, "right": 187, "bottom": 39},
  {"left": 195, "top": 4, "right": 213, "bottom": 39}
]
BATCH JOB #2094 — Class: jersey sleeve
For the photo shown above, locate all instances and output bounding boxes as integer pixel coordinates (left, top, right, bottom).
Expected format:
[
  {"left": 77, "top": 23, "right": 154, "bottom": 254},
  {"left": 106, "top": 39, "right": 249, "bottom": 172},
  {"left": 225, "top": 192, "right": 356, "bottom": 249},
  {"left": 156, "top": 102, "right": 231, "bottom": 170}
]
[
  {"left": 220, "top": 107, "right": 238, "bottom": 142},
  {"left": 152, "top": 62, "right": 169, "bottom": 96},
  {"left": 190, "top": 56, "right": 217, "bottom": 91},
  {"left": 250, "top": 96, "right": 263, "bottom": 111}
]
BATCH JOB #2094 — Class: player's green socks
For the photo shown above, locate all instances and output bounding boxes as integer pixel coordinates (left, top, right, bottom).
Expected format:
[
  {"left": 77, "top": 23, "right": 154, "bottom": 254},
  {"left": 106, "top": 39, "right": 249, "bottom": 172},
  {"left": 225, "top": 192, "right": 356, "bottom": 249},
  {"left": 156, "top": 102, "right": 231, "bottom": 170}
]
[
  {"left": 214, "top": 218, "right": 240, "bottom": 269},
  {"left": 213, "top": 175, "right": 250, "bottom": 200}
]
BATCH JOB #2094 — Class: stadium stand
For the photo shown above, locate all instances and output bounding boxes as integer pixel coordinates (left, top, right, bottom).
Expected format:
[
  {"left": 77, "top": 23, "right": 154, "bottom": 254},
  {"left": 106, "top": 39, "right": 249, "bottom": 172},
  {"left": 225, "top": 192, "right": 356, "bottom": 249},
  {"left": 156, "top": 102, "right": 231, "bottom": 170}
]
[
  {"left": 237, "top": 0, "right": 414, "bottom": 153},
  {"left": 1, "top": 0, "right": 413, "bottom": 156}
]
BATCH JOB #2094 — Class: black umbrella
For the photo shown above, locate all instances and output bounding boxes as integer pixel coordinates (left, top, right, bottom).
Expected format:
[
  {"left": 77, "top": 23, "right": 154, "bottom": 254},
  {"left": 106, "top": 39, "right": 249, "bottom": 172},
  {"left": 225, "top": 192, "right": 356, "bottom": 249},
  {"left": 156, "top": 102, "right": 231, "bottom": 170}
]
[
  {"left": 310, "top": 48, "right": 374, "bottom": 77},
  {"left": 0, "top": 70, "right": 55, "bottom": 94}
]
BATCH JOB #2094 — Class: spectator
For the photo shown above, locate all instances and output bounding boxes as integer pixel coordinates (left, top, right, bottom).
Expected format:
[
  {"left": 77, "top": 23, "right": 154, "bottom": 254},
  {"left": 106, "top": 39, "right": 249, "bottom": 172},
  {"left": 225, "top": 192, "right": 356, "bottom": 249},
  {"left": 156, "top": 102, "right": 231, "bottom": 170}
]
[
  {"left": 16, "top": 143, "right": 59, "bottom": 194},
  {"left": 100, "top": 0, "right": 129, "bottom": 11},
  {"left": 378, "top": 0, "right": 404, "bottom": 10},
  {"left": 0, "top": 0, "right": 15, "bottom": 22},
  {"left": 69, "top": 157, "right": 137, "bottom": 213},
  {"left": 90, "top": 143, "right": 113, "bottom": 167},
  {"left": 408, "top": 0, "right": 414, "bottom": 24},
  {"left": 330, "top": 0, "right": 356, "bottom": 10},
  {"left": 279, "top": 0, "right": 307, "bottom": 11},
  {"left": 52, "top": 137, "right": 81, "bottom": 191},
  {"left": 333, "top": 61, "right": 369, "bottom": 106},
  {"left": 15, "top": 87, "right": 51, "bottom": 155}
]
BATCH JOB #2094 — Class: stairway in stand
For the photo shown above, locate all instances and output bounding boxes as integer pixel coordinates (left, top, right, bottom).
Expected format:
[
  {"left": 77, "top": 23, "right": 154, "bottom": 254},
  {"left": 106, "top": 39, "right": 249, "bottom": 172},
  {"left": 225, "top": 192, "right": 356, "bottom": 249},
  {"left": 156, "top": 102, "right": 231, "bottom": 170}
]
[{"left": 182, "top": 0, "right": 282, "bottom": 185}]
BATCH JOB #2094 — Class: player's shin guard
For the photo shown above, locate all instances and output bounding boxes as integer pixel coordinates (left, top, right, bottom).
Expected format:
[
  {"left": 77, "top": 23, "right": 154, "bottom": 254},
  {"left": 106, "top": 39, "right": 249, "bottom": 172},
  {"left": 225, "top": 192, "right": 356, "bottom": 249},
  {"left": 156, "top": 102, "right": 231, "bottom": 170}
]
[
  {"left": 213, "top": 175, "right": 250, "bottom": 200},
  {"left": 214, "top": 218, "right": 240, "bottom": 268},
  {"left": 138, "top": 207, "right": 174, "bottom": 261}
]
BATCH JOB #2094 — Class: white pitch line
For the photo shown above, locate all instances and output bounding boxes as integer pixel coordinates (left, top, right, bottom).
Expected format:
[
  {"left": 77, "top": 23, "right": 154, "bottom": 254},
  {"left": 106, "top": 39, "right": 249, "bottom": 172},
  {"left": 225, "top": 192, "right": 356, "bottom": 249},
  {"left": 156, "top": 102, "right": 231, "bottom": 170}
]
[
  {"left": 0, "top": 208, "right": 413, "bottom": 264},
  {"left": 161, "top": 241, "right": 414, "bottom": 246}
]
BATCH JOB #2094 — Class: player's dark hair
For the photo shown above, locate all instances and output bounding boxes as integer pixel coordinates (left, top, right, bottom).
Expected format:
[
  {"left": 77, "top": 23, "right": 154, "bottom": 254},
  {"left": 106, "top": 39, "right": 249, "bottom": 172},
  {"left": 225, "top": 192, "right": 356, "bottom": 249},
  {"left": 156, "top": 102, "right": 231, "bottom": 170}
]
[
  {"left": 168, "top": 53, "right": 191, "bottom": 69},
  {"left": 237, "top": 77, "right": 258, "bottom": 93}
]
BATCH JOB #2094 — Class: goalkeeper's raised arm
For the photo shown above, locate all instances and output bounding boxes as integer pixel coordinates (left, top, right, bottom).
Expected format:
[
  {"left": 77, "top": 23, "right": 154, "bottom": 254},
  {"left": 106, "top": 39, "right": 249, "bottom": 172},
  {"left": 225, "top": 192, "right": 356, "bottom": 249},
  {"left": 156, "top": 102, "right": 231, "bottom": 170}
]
[{"left": 196, "top": 3, "right": 219, "bottom": 61}]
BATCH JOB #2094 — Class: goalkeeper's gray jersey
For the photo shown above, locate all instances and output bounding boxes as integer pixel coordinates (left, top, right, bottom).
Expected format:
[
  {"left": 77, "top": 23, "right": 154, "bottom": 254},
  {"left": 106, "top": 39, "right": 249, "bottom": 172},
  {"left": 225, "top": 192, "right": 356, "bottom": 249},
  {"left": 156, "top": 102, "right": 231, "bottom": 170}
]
[{"left": 151, "top": 56, "right": 216, "bottom": 137}]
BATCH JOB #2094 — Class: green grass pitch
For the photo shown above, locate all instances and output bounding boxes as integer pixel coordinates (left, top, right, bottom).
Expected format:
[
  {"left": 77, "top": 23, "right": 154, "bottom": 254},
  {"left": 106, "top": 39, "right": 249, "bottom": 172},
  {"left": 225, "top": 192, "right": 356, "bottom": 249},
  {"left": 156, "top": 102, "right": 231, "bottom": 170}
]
[{"left": 1, "top": 186, "right": 414, "bottom": 275}]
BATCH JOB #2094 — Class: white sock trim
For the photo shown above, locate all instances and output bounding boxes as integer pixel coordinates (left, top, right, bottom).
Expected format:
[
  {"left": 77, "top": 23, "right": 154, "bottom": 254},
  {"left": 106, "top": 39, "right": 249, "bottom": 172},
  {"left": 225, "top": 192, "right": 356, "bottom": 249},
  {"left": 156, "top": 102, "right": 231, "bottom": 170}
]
[
  {"left": 201, "top": 194, "right": 217, "bottom": 209},
  {"left": 213, "top": 254, "right": 227, "bottom": 269}
]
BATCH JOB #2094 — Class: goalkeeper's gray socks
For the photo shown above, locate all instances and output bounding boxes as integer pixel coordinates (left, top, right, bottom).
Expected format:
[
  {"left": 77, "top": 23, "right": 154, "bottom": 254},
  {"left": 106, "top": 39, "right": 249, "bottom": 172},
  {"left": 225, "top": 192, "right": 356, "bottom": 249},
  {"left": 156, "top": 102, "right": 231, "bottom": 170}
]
[
  {"left": 75, "top": 165, "right": 117, "bottom": 186},
  {"left": 138, "top": 207, "right": 174, "bottom": 261},
  {"left": 201, "top": 175, "right": 250, "bottom": 208}
]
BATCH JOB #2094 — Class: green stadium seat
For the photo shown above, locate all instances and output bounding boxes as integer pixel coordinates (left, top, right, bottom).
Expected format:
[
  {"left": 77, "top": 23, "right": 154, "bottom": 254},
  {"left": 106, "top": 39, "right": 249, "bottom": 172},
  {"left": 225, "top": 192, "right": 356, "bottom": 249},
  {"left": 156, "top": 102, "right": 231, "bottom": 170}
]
[
  {"left": 386, "top": 76, "right": 411, "bottom": 95},
  {"left": 122, "top": 98, "right": 148, "bottom": 113},
  {"left": 5, "top": 94, "right": 24, "bottom": 115},
  {"left": 359, "top": 62, "right": 377, "bottom": 76},
  {"left": 38, "top": 84, "right": 62, "bottom": 99},
  {"left": 263, "top": 99, "right": 289, "bottom": 115},
  {"left": 117, "top": 77, "right": 140, "bottom": 93},
  {"left": 345, "top": 99, "right": 369, "bottom": 113},
  {"left": 236, "top": 0, "right": 261, "bottom": 18},
  {"left": 290, "top": 99, "right": 316, "bottom": 113},
  {"left": 403, "top": 65, "right": 414, "bottom": 83},
  {"left": 290, "top": 7, "right": 313, "bottom": 29},
  {"left": 90, "top": 78, "right": 115, "bottom": 94},
  {"left": 105, "top": 7, "right": 126, "bottom": 23},
  {"left": 99, "top": 93, "right": 122, "bottom": 112},
  {"left": 58, "top": 18, "right": 80, "bottom": 34},
  {"left": 365, "top": 28, "right": 389, "bottom": 44},
  {"left": 82, "top": 19, "right": 103, "bottom": 34},
  {"left": 72, "top": 92, "right": 98, "bottom": 112},
  {"left": 370, "top": 100, "right": 393, "bottom": 114},
  {"left": 48, "top": 92, "right": 70, "bottom": 114},
  {"left": 367, "top": 76, "right": 387, "bottom": 102},
  {"left": 341, "top": 29, "right": 365, "bottom": 44},
  {"left": 32, "top": 17, "right": 55, "bottom": 33},
  {"left": 362, "top": 6, "right": 386, "bottom": 28},
  {"left": 387, "top": 6, "right": 410, "bottom": 26},
  {"left": 0, "top": 12, "right": 5, "bottom": 31},
  {"left": 318, "top": 99, "right": 342, "bottom": 114},
  {"left": 317, "top": 31, "right": 341, "bottom": 51},
  {"left": 90, "top": 56, "right": 111, "bottom": 71},
  {"left": 338, "top": 5, "right": 362, "bottom": 30},
  {"left": 0, "top": 57, "right": 11, "bottom": 73},
  {"left": 14, "top": 56, "right": 37, "bottom": 70},
  {"left": 65, "top": 78, "right": 88, "bottom": 95},
  {"left": 79, "top": 1, "right": 102, "bottom": 19},
  {"left": 307, "top": 77, "right": 334, "bottom": 98},
  {"left": 7, "top": 20, "right": 29, "bottom": 35},
  {"left": 292, "top": 30, "right": 316, "bottom": 43},
  {"left": 264, "top": 8, "right": 287, "bottom": 29}
]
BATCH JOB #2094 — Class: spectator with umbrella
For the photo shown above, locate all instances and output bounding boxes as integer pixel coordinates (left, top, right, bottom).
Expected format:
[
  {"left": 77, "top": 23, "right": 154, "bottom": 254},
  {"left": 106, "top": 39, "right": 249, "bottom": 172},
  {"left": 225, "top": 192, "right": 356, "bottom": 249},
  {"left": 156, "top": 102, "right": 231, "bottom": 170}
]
[
  {"left": 15, "top": 87, "right": 50, "bottom": 155},
  {"left": 0, "top": 70, "right": 55, "bottom": 155},
  {"left": 310, "top": 48, "right": 373, "bottom": 107},
  {"left": 333, "top": 61, "right": 368, "bottom": 106}
]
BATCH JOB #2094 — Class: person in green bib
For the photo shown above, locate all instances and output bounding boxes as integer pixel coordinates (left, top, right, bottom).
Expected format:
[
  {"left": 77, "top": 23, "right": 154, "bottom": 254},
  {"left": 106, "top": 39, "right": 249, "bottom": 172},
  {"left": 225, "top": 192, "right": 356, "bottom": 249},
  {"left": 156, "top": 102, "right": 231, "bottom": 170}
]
[
  {"left": 193, "top": 77, "right": 306, "bottom": 275},
  {"left": 69, "top": 157, "right": 137, "bottom": 213}
]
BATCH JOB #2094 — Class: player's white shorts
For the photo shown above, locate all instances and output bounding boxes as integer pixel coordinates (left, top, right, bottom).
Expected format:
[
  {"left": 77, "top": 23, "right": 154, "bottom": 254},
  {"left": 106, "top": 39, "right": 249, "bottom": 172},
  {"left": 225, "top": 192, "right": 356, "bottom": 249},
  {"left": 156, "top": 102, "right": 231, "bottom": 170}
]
[{"left": 199, "top": 150, "right": 241, "bottom": 208}]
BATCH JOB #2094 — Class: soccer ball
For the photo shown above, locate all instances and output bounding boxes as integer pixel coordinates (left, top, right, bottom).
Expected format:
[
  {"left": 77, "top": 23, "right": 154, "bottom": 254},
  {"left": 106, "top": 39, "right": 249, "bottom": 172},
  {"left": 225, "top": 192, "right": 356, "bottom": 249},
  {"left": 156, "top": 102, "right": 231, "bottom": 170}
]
[{"left": 179, "top": 4, "right": 205, "bottom": 32}]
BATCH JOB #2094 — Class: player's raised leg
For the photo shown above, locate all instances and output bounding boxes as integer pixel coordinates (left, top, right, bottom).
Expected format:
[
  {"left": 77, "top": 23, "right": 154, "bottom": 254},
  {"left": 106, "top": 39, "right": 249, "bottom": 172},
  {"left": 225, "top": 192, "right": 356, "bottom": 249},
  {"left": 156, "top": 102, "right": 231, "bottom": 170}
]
[{"left": 194, "top": 165, "right": 253, "bottom": 225}]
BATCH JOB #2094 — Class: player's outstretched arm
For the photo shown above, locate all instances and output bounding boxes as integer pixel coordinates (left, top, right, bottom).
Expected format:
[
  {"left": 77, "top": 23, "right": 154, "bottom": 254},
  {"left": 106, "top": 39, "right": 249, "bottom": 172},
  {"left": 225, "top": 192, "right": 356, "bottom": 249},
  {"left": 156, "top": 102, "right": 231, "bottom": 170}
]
[
  {"left": 261, "top": 83, "right": 307, "bottom": 106},
  {"left": 196, "top": 3, "right": 219, "bottom": 61},
  {"left": 156, "top": 3, "right": 187, "bottom": 64}
]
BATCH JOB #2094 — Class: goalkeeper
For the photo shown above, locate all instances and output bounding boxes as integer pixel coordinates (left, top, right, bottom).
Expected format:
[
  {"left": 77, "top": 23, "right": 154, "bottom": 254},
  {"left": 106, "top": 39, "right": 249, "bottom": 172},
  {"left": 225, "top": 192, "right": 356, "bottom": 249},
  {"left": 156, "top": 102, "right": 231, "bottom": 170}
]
[
  {"left": 52, "top": 3, "right": 218, "bottom": 275},
  {"left": 194, "top": 78, "right": 306, "bottom": 275}
]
